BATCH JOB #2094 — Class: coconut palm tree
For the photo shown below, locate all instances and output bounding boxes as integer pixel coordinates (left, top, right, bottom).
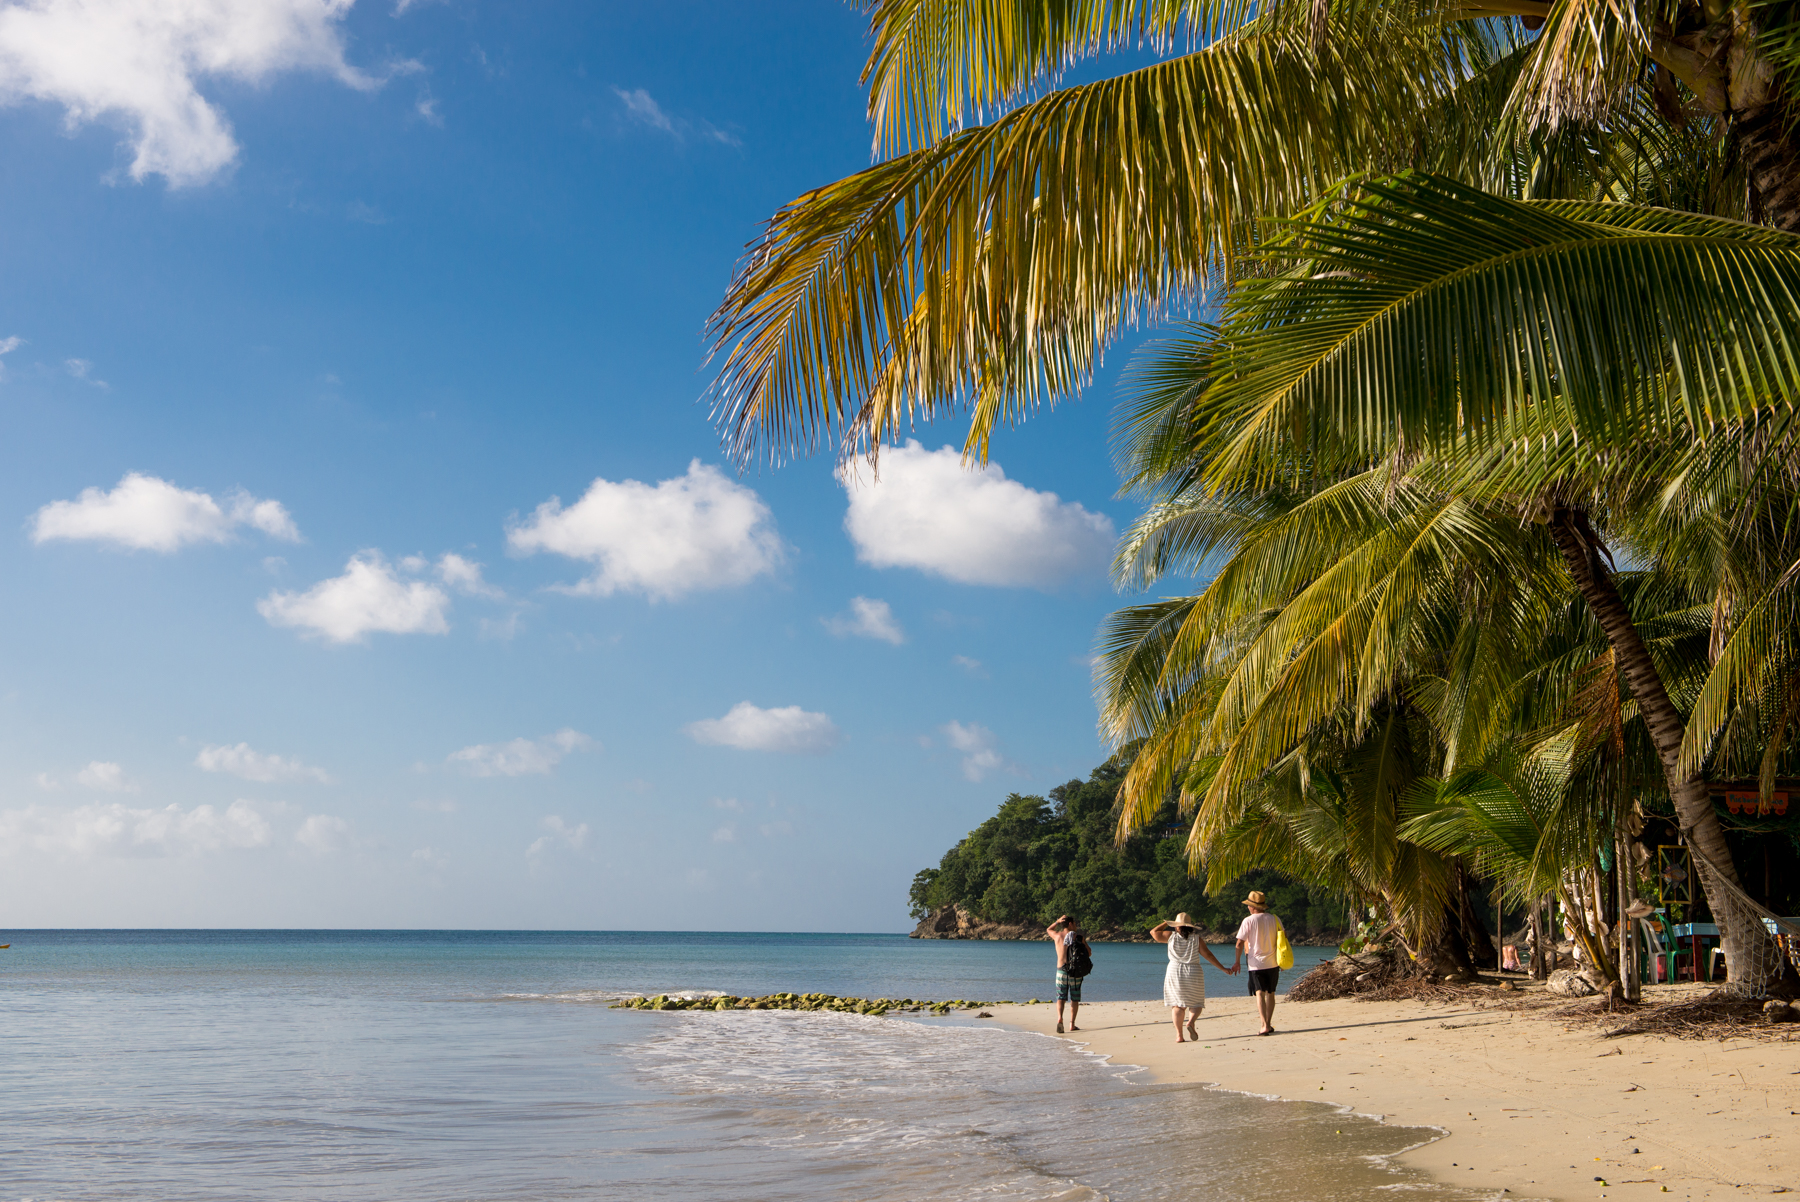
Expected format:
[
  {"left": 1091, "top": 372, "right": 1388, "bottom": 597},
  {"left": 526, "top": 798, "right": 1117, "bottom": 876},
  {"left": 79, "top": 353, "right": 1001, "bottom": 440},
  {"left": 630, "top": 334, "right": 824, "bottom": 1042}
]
[
  {"left": 705, "top": 4, "right": 1800, "bottom": 990},
  {"left": 1147, "top": 171, "right": 1800, "bottom": 987}
]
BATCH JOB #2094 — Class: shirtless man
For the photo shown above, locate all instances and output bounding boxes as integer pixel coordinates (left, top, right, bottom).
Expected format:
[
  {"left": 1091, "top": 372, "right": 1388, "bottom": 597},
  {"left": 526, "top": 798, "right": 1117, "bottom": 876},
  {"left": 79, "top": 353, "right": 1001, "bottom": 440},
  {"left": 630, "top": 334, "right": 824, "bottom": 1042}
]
[{"left": 1047, "top": 914, "right": 1087, "bottom": 1034}]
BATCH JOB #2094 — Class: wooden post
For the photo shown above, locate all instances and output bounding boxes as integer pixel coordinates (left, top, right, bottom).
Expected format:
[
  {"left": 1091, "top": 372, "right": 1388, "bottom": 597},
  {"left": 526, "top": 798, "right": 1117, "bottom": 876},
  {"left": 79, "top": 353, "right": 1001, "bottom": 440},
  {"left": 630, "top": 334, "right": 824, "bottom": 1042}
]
[
  {"left": 1528, "top": 895, "right": 1550, "bottom": 980},
  {"left": 1617, "top": 831, "right": 1640, "bottom": 1002}
]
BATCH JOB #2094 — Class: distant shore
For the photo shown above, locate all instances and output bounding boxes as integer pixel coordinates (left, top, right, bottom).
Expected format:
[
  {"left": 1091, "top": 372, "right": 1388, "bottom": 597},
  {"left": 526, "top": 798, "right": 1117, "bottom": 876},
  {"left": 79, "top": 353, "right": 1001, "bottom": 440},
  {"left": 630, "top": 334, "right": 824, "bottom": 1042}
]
[
  {"left": 908, "top": 904, "right": 1345, "bottom": 944},
  {"left": 993, "top": 984, "right": 1800, "bottom": 1201}
]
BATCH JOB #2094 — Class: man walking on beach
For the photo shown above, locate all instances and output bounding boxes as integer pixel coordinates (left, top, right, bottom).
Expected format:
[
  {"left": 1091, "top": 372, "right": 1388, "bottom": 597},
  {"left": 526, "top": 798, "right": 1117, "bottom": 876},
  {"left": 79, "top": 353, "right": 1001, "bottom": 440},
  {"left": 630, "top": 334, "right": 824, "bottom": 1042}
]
[
  {"left": 1235, "top": 891, "right": 1285, "bottom": 1036},
  {"left": 1047, "top": 914, "right": 1089, "bottom": 1034}
]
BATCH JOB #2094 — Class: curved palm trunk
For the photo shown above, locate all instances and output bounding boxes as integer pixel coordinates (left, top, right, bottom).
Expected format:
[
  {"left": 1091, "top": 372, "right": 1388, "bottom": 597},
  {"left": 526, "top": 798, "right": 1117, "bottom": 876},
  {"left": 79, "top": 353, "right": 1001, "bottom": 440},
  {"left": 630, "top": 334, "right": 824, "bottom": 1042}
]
[
  {"left": 1547, "top": 508, "right": 1794, "bottom": 994},
  {"left": 1737, "top": 104, "right": 1800, "bottom": 231}
]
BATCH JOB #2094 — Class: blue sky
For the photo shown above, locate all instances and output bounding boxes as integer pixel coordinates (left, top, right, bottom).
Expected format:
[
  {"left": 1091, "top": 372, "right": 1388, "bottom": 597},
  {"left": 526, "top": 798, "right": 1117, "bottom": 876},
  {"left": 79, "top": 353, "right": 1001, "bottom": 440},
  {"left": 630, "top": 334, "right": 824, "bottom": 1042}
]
[{"left": 0, "top": 0, "right": 1158, "bottom": 930}]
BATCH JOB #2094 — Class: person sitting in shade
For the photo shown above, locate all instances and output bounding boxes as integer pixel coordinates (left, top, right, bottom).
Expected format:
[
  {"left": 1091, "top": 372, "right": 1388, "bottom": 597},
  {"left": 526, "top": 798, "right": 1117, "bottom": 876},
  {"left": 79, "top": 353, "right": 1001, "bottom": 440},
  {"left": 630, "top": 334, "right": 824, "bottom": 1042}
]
[{"left": 1151, "top": 912, "right": 1236, "bottom": 1042}]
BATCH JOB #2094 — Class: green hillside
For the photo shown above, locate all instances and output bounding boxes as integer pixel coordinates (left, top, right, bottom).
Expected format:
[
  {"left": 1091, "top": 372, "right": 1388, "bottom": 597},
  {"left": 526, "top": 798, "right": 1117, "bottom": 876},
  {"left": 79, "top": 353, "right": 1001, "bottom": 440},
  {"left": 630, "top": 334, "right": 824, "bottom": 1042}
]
[{"left": 909, "top": 752, "right": 1350, "bottom": 936}]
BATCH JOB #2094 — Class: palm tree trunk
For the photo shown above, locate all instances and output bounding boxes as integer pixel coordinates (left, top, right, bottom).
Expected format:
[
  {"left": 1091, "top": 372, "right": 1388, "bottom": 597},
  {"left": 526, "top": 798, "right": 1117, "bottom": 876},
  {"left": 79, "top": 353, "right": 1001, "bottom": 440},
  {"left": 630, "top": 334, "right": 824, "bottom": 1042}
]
[
  {"left": 1737, "top": 104, "right": 1800, "bottom": 231},
  {"left": 1546, "top": 507, "right": 1792, "bottom": 993}
]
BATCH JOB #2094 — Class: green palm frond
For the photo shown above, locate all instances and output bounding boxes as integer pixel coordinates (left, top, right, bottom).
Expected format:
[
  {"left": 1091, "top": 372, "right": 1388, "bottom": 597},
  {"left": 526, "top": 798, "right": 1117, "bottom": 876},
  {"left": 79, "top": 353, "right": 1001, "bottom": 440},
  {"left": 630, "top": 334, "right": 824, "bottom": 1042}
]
[
  {"left": 1194, "top": 173, "right": 1800, "bottom": 491},
  {"left": 707, "top": 27, "right": 1465, "bottom": 465}
]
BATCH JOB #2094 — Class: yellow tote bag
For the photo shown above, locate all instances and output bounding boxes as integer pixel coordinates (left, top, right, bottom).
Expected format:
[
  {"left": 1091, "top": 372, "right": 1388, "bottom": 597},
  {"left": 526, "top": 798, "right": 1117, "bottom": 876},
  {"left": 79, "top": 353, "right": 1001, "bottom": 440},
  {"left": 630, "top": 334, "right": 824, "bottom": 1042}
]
[{"left": 1275, "top": 924, "right": 1294, "bottom": 970}]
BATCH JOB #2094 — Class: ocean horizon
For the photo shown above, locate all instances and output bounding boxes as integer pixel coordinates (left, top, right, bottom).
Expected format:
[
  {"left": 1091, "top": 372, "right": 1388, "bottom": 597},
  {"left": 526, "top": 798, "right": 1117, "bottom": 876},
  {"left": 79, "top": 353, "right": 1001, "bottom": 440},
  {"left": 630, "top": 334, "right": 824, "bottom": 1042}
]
[{"left": 3, "top": 929, "right": 1493, "bottom": 1201}]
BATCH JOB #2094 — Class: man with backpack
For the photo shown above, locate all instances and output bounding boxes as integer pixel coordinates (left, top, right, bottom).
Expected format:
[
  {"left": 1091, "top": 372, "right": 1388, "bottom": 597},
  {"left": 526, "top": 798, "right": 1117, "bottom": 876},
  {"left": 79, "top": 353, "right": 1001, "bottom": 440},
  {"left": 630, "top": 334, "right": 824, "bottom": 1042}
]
[{"left": 1047, "top": 914, "right": 1092, "bottom": 1034}]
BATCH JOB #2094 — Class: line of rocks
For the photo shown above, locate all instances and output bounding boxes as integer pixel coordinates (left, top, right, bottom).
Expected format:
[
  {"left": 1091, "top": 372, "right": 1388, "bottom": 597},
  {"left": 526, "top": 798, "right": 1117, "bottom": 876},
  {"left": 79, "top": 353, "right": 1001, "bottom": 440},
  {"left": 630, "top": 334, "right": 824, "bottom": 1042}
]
[{"left": 610, "top": 991, "right": 1030, "bottom": 1016}]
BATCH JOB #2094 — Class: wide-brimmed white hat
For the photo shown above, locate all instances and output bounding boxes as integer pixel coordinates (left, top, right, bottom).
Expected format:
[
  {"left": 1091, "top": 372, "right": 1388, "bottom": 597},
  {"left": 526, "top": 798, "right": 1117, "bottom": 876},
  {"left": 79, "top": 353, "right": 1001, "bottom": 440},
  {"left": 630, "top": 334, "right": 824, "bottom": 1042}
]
[{"left": 1172, "top": 912, "right": 1195, "bottom": 928}]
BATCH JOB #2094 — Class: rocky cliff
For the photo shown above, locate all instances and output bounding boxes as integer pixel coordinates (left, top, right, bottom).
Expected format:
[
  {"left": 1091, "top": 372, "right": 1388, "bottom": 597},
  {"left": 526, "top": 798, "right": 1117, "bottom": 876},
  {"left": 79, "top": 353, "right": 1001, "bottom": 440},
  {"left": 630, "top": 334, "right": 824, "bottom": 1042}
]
[{"left": 909, "top": 904, "right": 1162, "bottom": 943}]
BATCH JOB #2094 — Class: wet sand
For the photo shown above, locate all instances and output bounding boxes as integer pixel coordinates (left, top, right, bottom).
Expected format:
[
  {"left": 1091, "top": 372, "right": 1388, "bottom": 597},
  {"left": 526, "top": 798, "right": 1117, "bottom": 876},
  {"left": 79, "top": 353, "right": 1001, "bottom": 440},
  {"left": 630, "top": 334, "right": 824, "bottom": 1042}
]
[{"left": 995, "top": 984, "right": 1800, "bottom": 1200}]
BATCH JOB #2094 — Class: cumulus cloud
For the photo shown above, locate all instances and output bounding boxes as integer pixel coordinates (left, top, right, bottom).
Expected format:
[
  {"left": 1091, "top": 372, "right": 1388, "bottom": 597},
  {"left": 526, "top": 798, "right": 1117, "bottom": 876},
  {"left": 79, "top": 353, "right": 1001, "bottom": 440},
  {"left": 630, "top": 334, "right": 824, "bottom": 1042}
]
[
  {"left": 711, "top": 824, "right": 736, "bottom": 843},
  {"left": 685, "top": 702, "right": 841, "bottom": 755},
  {"left": 0, "top": 0, "right": 375, "bottom": 187},
  {"left": 295, "top": 813, "right": 350, "bottom": 853},
  {"left": 436, "top": 553, "right": 503, "bottom": 599},
  {"left": 526, "top": 814, "right": 588, "bottom": 857},
  {"left": 951, "top": 654, "right": 987, "bottom": 677},
  {"left": 823, "top": 595, "right": 904, "bottom": 644},
  {"left": 195, "top": 743, "right": 331, "bottom": 784},
  {"left": 0, "top": 799, "right": 270, "bottom": 856},
  {"left": 258, "top": 552, "right": 451, "bottom": 643},
  {"left": 943, "top": 720, "right": 1008, "bottom": 782},
  {"left": 447, "top": 729, "right": 593, "bottom": 777},
  {"left": 841, "top": 442, "right": 1114, "bottom": 588},
  {"left": 508, "top": 460, "right": 783, "bottom": 601},
  {"left": 31, "top": 473, "right": 300, "bottom": 551},
  {"left": 76, "top": 761, "right": 135, "bottom": 792}
]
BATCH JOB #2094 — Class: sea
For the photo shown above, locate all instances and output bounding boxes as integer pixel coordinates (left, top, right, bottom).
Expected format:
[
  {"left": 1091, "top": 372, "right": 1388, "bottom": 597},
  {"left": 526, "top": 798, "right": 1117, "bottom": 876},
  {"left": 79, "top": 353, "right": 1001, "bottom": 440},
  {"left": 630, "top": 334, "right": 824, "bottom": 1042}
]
[{"left": 1, "top": 930, "right": 1502, "bottom": 1201}]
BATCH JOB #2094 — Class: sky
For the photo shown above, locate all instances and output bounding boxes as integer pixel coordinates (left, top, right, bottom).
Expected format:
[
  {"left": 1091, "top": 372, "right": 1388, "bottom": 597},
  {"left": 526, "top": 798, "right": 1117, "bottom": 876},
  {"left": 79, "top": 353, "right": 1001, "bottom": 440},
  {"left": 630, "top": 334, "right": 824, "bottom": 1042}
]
[{"left": 0, "top": 0, "right": 1165, "bottom": 931}]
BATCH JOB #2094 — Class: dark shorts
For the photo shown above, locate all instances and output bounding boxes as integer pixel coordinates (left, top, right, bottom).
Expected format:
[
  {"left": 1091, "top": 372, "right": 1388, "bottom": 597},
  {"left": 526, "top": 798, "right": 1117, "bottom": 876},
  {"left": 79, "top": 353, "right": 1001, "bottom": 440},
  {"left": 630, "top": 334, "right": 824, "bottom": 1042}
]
[
  {"left": 1056, "top": 969, "right": 1083, "bottom": 1003},
  {"left": 1247, "top": 968, "right": 1280, "bottom": 994}
]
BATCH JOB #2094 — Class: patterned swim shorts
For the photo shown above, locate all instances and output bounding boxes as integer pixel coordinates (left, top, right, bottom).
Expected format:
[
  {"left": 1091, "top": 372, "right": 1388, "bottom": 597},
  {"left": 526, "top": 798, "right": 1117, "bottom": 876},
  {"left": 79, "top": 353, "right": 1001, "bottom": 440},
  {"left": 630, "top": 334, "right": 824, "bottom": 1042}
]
[{"left": 1056, "top": 969, "right": 1082, "bottom": 1003}]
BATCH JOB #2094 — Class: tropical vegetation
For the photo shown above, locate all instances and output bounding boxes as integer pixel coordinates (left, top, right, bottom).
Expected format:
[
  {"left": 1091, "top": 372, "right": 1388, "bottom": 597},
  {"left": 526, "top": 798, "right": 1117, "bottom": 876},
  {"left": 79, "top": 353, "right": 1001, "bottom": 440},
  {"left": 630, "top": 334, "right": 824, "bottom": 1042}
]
[
  {"left": 909, "top": 751, "right": 1352, "bottom": 935},
  {"left": 707, "top": 1, "right": 1800, "bottom": 992}
]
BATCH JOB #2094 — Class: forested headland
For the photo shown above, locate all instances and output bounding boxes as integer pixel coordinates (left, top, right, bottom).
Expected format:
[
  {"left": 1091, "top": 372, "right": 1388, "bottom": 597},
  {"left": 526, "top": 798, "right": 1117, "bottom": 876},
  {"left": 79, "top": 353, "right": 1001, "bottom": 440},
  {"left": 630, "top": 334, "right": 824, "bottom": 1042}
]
[{"left": 909, "top": 751, "right": 1349, "bottom": 941}]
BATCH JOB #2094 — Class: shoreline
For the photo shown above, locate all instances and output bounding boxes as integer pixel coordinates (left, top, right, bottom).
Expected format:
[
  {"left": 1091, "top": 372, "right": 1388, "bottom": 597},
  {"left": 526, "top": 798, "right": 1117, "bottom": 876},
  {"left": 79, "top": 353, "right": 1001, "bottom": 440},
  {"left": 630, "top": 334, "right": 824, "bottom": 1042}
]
[{"left": 992, "top": 985, "right": 1800, "bottom": 1200}]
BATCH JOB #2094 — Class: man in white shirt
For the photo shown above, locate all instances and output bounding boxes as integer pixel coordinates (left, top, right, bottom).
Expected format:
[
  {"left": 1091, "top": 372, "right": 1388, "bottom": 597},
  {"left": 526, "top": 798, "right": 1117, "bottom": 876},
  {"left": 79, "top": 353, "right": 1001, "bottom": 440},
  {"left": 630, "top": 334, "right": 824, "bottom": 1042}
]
[{"left": 1234, "top": 890, "right": 1284, "bottom": 1035}]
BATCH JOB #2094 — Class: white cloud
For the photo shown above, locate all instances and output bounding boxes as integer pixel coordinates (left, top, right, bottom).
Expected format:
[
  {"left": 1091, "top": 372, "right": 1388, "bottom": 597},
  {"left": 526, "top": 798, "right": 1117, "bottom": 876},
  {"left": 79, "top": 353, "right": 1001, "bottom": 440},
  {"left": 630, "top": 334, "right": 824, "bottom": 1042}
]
[
  {"left": 76, "top": 761, "right": 135, "bottom": 792},
  {"left": 508, "top": 460, "right": 784, "bottom": 601},
  {"left": 411, "top": 798, "right": 458, "bottom": 813},
  {"left": 943, "top": 720, "right": 1007, "bottom": 782},
  {"left": 258, "top": 552, "right": 450, "bottom": 643},
  {"left": 195, "top": 742, "right": 331, "bottom": 784},
  {"left": 64, "top": 357, "right": 107, "bottom": 387},
  {"left": 411, "top": 845, "right": 447, "bottom": 869},
  {"left": 526, "top": 814, "right": 588, "bottom": 857},
  {"left": 615, "top": 86, "right": 672, "bottom": 132},
  {"left": 823, "top": 595, "right": 904, "bottom": 644},
  {"left": 448, "top": 729, "right": 593, "bottom": 777},
  {"left": 0, "top": 335, "right": 22, "bottom": 355},
  {"left": 32, "top": 473, "right": 300, "bottom": 551},
  {"left": 295, "top": 813, "right": 349, "bottom": 853},
  {"left": 0, "top": 0, "right": 374, "bottom": 187},
  {"left": 951, "top": 654, "right": 987, "bottom": 677},
  {"left": 0, "top": 799, "right": 271, "bottom": 857},
  {"left": 710, "top": 796, "right": 743, "bottom": 811},
  {"left": 614, "top": 86, "right": 740, "bottom": 146},
  {"left": 436, "top": 553, "right": 503, "bottom": 598},
  {"left": 685, "top": 702, "right": 841, "bottom": 755},
  {"left": 841, "top": 442, "right": 1115, "bottom": 587},
  {"left": 711, "top": 824, "right": 736, "bottom": 843}
]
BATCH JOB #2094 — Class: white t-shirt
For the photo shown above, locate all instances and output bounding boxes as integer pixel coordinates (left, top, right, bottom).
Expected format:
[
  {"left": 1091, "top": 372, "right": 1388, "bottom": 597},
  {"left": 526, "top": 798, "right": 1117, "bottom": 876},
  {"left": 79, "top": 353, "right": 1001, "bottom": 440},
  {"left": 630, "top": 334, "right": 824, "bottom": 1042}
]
[{"left": 1236, "top": 911, "right": 1283, "bottom": 971}]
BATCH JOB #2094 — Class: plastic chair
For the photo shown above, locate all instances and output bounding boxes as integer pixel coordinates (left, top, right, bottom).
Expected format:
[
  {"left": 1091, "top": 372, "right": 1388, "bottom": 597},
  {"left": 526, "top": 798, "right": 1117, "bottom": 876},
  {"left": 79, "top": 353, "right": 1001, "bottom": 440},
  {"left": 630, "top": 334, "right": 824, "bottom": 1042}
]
[{"left": 1640, "top": 915, "right": 1692, "bottom": 983}]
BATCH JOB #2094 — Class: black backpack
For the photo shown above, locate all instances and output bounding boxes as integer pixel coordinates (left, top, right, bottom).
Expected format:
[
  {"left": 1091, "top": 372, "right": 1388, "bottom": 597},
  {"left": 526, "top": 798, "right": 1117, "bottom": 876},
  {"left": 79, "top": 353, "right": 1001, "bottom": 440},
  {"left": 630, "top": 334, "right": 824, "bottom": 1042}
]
[{"left": 1065, "top": 936, "right": 1093, "bottom": 978}]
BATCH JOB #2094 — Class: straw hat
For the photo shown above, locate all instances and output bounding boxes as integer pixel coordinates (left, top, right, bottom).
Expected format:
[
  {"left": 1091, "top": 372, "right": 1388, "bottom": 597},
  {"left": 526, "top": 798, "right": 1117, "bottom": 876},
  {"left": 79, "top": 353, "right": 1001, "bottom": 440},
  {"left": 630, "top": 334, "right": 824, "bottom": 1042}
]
[
  {"left": 1172, "top": 912, "right": 1195, "bottom": 929},
  {"left": 1242, "top": 890, "right": 1268, "bottom": 910}
]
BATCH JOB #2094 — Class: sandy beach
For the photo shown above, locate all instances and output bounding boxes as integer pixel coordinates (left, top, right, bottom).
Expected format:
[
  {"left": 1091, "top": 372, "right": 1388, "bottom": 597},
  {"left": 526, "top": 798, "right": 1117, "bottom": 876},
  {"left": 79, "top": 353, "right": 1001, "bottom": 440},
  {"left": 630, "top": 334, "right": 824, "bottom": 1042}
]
[{"left": 996, "top": 984, "right": 1800, "bottom": 1200}]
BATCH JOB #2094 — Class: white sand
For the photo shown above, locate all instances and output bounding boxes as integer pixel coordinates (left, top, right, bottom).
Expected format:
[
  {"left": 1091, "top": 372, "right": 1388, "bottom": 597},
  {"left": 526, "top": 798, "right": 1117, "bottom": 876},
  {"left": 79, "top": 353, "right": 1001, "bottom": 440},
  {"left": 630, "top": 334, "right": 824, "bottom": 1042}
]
[{"left": 993, "top": 984, "right": 1800, "bottom": 1200}]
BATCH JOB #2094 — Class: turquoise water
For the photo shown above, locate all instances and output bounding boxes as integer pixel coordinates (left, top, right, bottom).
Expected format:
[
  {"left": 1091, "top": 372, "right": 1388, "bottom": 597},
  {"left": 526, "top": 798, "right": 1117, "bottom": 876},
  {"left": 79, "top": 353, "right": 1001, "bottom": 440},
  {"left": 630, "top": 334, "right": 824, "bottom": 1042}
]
[{"left": 1, "top": 931, "right": 1487, "bottom": 1201}]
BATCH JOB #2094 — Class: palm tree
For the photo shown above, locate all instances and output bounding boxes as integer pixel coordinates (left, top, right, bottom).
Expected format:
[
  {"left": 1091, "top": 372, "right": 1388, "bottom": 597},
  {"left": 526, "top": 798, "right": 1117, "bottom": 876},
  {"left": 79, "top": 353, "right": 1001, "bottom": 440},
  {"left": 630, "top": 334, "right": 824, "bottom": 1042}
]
[
  {"left": 1113, "top": 173, "right": 1800, "bottom": 988},
  {"left": 705, "top": 4, "right": 1800, "bottom": 990}
]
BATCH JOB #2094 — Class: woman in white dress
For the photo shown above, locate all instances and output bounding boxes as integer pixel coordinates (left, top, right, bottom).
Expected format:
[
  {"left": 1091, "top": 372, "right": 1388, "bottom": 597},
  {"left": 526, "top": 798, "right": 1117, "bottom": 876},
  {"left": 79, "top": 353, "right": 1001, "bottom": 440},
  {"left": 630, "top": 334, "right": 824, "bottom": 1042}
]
[{"left": 1151, "top": 912, "right": 1237, "bottom": 1042}]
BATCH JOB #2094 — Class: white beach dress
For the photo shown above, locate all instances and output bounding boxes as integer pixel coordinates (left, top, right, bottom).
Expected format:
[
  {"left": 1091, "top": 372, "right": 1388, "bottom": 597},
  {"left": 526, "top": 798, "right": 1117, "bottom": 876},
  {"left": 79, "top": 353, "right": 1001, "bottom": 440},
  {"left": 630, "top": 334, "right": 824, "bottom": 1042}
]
[{"left": 1163, "top": 932, "right": 1207, "bottom": 1009}]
